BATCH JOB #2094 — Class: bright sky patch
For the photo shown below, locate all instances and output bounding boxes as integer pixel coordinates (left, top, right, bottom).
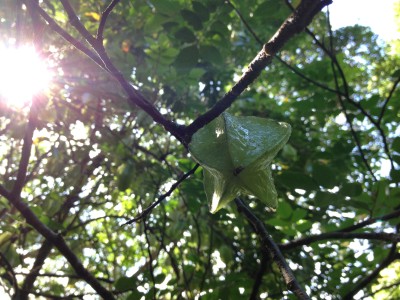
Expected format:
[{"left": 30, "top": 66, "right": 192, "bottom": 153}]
[{"left": 0, "top": 46, "right": 52, "bottom": 106}]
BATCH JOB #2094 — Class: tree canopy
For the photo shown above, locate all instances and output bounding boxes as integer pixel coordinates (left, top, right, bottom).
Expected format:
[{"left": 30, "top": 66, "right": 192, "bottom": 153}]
[{"left": 0, "top": 0, "right": 399, "bottom": 299}]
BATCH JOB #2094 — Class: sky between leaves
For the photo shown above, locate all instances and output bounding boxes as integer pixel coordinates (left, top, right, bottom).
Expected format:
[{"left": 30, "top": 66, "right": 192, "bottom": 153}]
[{"left": 329, "top": 0, "right": 399, "bottom": 42}]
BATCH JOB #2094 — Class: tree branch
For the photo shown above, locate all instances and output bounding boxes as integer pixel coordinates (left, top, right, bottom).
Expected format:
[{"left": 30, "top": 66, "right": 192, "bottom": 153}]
[
  {"left": 3, "top": 191, "right": 115, "bottom": 299},
  {"left": 19, "top": 240, "right": 53, "bottom": 300},
  {"left": 234, "top": 198, "right": 310, "bottom": 300},
  {"left": 59, "top": 0, "right": 100, "bottom": 48},
  {"left": 28, "top": 0, "right": 186, "bottom": 143},
  {"left": 0, "top": 251, "right": 19, "bottom": 298},
  {"left": 124, "top": 164, "right": 200, "bottom": 224},
  {"left": 325, "top": 9, "right": 377, "bottom": 181},
  {"left": 361, "top": 280, "right": 400, "bottom": 299},
  {"left": 378, "top": 76, "right": 400, "bottom": 125},
  {"left": 280, "top": 232, "right": 400, "bottom": 251},
  {"left": 279, "top": 208, "right": 400, "bottom": 252},
  {"left": 338, "top": 207, "right": 400, "bottom": 233},
  {"left": 250, "top": 254, "right": 269, "bottom": 299},
  {"left": 343, "top": 244, "right": 400, "bottom": 300},
  {"left": 1, "top": 109, "right": 115, "bottom": 299},
  {"left": 185, "top": 0, "right": 332, "bottom": 143},
  {"left": 16, "top": 271, "right": 114, "bottom": 284},
  {"left": 11, "top": 101, "right": 38, "bottom": 195},
  {"left": 227, "top": 0, "right": 342, "bottom": 96},
  {"left": 143, "top": 219, "right": 156, "bottom": 300},
  {"left": 97, "top": 0, "right": 121, "bottom": 42},
  {"left": 25, "top": 1, "right": 105, "bottom": 69}
]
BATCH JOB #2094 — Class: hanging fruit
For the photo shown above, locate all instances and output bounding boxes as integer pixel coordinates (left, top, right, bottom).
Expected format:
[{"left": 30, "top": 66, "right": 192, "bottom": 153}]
[{"left": 189, "top": 112, "right": 291, "bottom": 213}]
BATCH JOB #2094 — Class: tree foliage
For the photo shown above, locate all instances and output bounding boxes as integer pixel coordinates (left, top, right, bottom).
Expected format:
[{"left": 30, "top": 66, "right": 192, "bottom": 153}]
[{"left": 0, "top": 0, "right": 399, "bottom": 299}]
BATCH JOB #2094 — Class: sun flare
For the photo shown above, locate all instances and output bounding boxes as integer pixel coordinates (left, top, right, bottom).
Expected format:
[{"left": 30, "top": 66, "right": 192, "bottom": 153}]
[{"left": 0, "top": 46, "right": 52, "bottom": 106}]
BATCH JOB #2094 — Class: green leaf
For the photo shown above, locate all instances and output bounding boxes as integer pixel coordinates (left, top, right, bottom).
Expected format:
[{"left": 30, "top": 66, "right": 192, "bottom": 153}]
[
  {"left": 174, "top": 45, "right": 199, "bottom": 70},
  {"left": 127, "top": 290, "right": 143, "bottom": 300},
  {"left": 0, "top": 232, "right": 12, "bottom": 247},
  {"left": 199, "top": 45, "right": 222, "bottom": 65},
  {"left": 391, "top": 69, "right": 400, "bottom": 78},
  {"left": 393, "top": 155, "right": 400, "bottom": 165},
  {"left": 291, "top": 208, "right": 308, "bottom": 222},
  {"left": 341, "top": 182, "right": 363, "bottom": 197},
  {"left": 117, "top": 161, "right": 135, "bottom": 191},
  {"left": 151, "top": 0, "right": 181, "bottom": 16},
  {"left": 266, "top": 217, "right": 290, "bottom": 227},
  {"left": 390, "top": 169, "right": 400, "bottom": 183},
  {"left": 155, "top": 273, "right": 166, "bottom": 283},
  {"left": 314, "top": 191, "right": 336, "bottom": 208},
  {"left": 174, "top": 27, "right": 196, "bottom": 43},
  {"left": 312, "top": 164, "right": 337, "bottom": 188},
  {"left": 276, "top": 201, "right": 292, "bottom": 219},
  {"left": 114, "top": 276, "right": 136, "bottom": 292},
  {"left": 392, "top": 137, "right": 400, "bottom": 153},
  {"left": 192, "top": 1, "right": 210, "bottom": 21},
  {"left": 281, "top": 144, "right": 298, "bottom": 161},
  {"left": 296, "top": 220, "right": 312, "bottom": 232},
  {"left": 188, "top": 68, "right": 206, "bottom": 81},
  {"left": 277, "top": 171, "right": 318, "bottom": 191},
  {"left": 181, "top": 9, "right": 203, "bottom": 30},
  {"left": 254, "top": 0, "right": 282, "bottom": 19}
]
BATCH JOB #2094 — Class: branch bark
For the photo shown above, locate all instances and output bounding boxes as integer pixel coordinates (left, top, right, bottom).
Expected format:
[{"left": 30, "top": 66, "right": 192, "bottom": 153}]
[
  {"left": 280, "top": 232, "right": 400, "bottom": 251},
  {"left": 343, "top": 244, "right": 400, "bottom": 300},
  {"left": 4, "top": 191, "right": 115, "bottom": 299},
  {"left": 18, "top": 241, "right": 53, "bottom": 300},
  {"left": 0, "top": 99, "right": 114, "bottom": 299},
  {"left": 124, "top": 164, "right": 200, "bottom": 224},
  {"left": 235, "top": 198, "right": 310, "bottom": 300},
  {"left": 185, "top": 0, "right": 332, "bottom": 142}
]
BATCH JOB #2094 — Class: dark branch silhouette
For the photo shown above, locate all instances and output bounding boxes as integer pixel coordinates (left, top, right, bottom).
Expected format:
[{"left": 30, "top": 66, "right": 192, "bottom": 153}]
[
  {"left": 124, "top": 164, "right": 200, "bottom": 224},
  {"left": 280, "top": 232, "right": 400, "bottom": 251},
  {"left": 235, "top": 198, "right": 311, "bottom": 300},
  {"left": 343, "top": 244, "right": 400, "bottom": 300}
]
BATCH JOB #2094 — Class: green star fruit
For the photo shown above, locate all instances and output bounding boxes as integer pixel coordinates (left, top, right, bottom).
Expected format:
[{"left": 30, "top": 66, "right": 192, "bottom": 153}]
[{"left": 189, "top": 112, "right": 291, "bottom": 213}]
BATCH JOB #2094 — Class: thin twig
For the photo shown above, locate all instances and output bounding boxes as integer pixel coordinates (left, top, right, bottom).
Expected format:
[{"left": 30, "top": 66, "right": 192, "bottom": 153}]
[
  {"left": 143, "top": 219, "right": 157, "bottom": 300},
  {"left": 28, "top": 1, "right": 106, "bottom": 69},
  {"left": 97, "top": 0, "right": 121, "bottom": 41},
  {"left": 360, "top": 280, "right": 400, "bottom": 300},
  {"left": 60, "top": 0, "right": 100, "bottom": 47},
  {"left": 123, "top": 164, "right": 200, "bottom": 225},
  {"left": 325, "top": 9, "right": 377, "bottom": 181},
  {"left": 199, "top": 227, "right": 214, "bottom": 291},
  {"left": 4, "top": 192, "right": 115, "bottom": 299},
  {"left": 20, "top": 240, "right": 53, "bottom": 299},
  {"left": 293, "top": 3, "right": 395, "bottom": 176},
  {"left": 227, "top": 0, "right": 342, "bottom": 96},
  {"left": 16, "top": 271, "right": 114, "bottom": 284},
  {"left": 11, "top": 100, "right": 38, "bottom": 195},
  {"left": 0, "top": 184, "right": 11, "bottom": 199},
  {"left": 250, "top": 254, "right": 269, "bottom": 299},
  {"left": 338, "top": 207, "right": 400, "bottom": 233},
  {"left": 378, "top": 76, "right": 400, "bottom": 125},
  {"left": 0, "top": 252, "right": 19, "bottom": 297},
  {"left": 280, "top": 232, "right": 400, "bottom": 251},
  {"left": 226, "top": 0, "right": 263, "bottom": 45},
  {"left": 234, "top": 198, "right": 310, "bottom": 300},
  {"left": 343, "top": 244, "right": 400, "bottom": 300}
]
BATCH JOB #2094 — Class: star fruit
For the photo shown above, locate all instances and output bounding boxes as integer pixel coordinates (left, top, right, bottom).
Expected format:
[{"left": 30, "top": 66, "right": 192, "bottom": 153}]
[{"left": 189, "top": 112, "right": 291, "bottom": 213}]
